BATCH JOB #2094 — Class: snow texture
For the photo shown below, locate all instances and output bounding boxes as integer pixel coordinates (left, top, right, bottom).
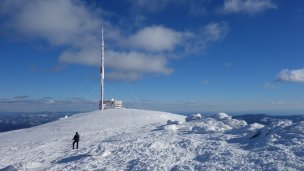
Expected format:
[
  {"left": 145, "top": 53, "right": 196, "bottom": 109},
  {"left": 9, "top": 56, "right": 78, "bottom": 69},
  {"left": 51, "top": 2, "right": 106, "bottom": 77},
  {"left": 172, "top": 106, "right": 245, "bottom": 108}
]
[{"left": 0, "top": 109, "right": 304, "bottom": 171}]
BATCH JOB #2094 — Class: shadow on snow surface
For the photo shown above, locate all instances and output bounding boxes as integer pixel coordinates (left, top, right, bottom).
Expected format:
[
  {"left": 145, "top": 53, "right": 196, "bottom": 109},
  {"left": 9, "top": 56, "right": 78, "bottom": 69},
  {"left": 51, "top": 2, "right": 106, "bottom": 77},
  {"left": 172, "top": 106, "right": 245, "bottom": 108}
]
[{"left": 56, "top": 154, "right": 92, "bottom": 164}]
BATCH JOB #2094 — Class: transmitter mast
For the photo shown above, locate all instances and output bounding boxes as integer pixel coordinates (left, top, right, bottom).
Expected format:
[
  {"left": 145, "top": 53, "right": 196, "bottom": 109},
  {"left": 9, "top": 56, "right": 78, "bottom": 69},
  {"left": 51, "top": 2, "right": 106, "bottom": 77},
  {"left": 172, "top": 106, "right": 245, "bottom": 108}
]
[{"left": 99, "top": 28, "right": 105, "bottom": 110}]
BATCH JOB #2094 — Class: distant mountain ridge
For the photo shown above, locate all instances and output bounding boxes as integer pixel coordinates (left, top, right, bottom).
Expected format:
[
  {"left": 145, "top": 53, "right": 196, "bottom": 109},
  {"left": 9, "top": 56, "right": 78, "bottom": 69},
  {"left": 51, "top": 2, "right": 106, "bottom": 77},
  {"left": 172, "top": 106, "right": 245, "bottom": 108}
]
[
  {"left": 233, "top": 114, "right": 304, "bottom": 125},
  {"left": 0, "top": 111, "right": 80, "bottom": 132}
]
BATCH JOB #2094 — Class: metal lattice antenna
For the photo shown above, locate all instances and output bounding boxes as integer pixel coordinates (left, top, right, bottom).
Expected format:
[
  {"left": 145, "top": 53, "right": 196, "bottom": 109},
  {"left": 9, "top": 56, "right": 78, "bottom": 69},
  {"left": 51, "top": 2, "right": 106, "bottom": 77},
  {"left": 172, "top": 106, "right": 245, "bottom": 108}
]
[{"left": 99, "top": 27, "right": 105, "bottom": 110}]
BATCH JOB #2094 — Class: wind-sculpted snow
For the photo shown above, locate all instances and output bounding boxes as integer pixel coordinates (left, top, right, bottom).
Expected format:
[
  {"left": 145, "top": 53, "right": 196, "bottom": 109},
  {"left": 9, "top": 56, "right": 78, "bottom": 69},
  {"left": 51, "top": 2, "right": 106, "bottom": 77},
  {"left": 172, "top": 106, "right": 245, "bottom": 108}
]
[
  {"left": 212, "top": 113, "right": 247, "bottom": 129},
  {"left": 0, "top": 109, "right": 304, "bottom": 171}
]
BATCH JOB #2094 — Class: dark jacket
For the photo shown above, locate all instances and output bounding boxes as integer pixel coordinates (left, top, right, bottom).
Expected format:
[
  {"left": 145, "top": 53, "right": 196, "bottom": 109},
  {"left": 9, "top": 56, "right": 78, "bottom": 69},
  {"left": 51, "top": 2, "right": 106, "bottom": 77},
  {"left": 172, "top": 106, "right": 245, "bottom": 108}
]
[{"left": 73, "top": 133, "right": 80, "bottom": 141}]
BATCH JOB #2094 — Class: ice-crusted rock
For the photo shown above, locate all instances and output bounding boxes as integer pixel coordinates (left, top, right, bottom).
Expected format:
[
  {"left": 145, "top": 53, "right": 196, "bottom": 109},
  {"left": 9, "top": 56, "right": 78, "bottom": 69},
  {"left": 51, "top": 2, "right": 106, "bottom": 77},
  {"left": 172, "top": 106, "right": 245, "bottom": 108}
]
[
  {"left": 250, "top": 119, "right": 294, "bottom": 141},
  {"left": 185, "top": 113, "right": 202, "bottom": 122},
  {"left": 248, "top": 123, "right": 265, "bottom": 131},
  {"left": 213, "top": 112, "right": 232, "bottom": 120},
  {"left": 289, "top": 121, "right": 304, "bottom": 134},
  {"left": 167, "top": 120, "right": 181, "bottom": 125},
  {"left": 230, "top": 119, "right": 304, "bottom": 150},
  {"left": 245, "top": 123, "right": 265, "bottom": 137},
  {"left": 212, "top": 112, "right": 247, "bottom": 129},
  {"left": 164, "top": 124, "right": 178, "bottom": 132},
  {"left": 262, "top": 120, "right": 304, "bottom": 149},
  {"left": 228, "top": 122, "right": 265, "bottom": 136},
  {"left": 191, "top": 118, "right": 233, "bottom": 133},
  {"left": 187, "top": 113, "right": 248, "bottom": 134}
]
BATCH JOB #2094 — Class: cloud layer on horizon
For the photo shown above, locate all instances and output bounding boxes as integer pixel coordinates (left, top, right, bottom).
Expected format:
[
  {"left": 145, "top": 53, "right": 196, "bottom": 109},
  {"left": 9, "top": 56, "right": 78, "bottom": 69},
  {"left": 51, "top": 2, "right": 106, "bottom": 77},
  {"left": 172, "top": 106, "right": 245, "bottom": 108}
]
[
  {"left": 0, "top": 97, "right": 97, "bottom": 112},
  {"left": 2, "top": 96, "right": 304, "bottom": 114}
]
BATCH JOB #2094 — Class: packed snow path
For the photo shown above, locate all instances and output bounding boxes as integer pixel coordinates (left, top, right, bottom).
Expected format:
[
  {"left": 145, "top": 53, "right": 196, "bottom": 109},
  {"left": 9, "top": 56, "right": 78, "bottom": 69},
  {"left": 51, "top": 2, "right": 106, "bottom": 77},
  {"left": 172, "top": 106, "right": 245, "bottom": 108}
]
[{"left": 0, "top": 109, "right": 304, "bottom": 170}]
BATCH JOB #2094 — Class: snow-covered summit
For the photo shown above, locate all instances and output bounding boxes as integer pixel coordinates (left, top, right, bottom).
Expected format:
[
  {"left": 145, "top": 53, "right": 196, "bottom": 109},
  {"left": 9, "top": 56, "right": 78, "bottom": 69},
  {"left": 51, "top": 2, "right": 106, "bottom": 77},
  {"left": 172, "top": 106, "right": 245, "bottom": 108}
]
[
  {"left": 0, "top": 109, "right": 184, "bottom": 170},
  {"left": 1, "top": 109, "right": 304, "bottom": 171}
]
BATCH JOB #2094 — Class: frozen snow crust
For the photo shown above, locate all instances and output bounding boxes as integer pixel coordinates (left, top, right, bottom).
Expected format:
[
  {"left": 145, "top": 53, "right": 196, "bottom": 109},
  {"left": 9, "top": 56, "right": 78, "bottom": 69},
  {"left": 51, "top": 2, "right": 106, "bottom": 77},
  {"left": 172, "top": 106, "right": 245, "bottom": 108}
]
[{"left": 1, "top": 109, "right": 304, "bottom": 171}]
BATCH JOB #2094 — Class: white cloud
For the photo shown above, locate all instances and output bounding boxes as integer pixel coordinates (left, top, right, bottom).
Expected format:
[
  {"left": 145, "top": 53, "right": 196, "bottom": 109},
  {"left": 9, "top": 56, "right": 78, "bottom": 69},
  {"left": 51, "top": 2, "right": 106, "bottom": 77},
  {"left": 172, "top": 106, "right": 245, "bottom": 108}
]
[
  {"left": 204, "top": 22, "right": 229, "bottom": 42},
  {"left": 1, "top": 0, "right": 101, "bottom": 47},
  {"left": 57, "top": 22, "right": 228, "bottom": 79},
  {"left": 59, "top": 49, "right": 173, "bottom": 81},
  {"left": 121, "top": 22, "right": 229, "bottom": 56},
  {"left": 106, "top": 51, "right": 172, "bottom": 74},
  {"left": 183, "top": 22, "right": 229, "bottom": 53},
  {"left": 59, "top": 47, "right": 99, "bottom": 66},
  {"left": 276, "top": 68, "right": 304, "bottom": 83},
  {"left": 221, "top": 0, "right": 277, "bottom": 14},
  {"left": 0, "top": 0, "right": 174, "bottom": 81},
  {"left": 128, "top": 26, "right": 183, "bottom": 52},
  {"left": 1, "top": 0, "right": 105, "bottom": 72},
  {"left": 106, "top": 51, "right": 173, "bottom": 81},
  {"left": 123, "top": 23, "right": 229, "bottom": 54},
  {"left": 0, "top": 0, "right": 229, "bottom": 81}
]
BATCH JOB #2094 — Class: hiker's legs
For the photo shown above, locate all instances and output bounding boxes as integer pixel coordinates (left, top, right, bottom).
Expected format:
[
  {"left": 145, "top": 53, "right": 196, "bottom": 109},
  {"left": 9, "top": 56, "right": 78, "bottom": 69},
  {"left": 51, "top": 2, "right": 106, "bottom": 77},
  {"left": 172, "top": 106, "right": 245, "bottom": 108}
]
[
  {"left": 76, "top": 141, "right": 79, "bottom": 149},
  {"left": 73, "top": 141, "right": 76, "bottom": 149}
]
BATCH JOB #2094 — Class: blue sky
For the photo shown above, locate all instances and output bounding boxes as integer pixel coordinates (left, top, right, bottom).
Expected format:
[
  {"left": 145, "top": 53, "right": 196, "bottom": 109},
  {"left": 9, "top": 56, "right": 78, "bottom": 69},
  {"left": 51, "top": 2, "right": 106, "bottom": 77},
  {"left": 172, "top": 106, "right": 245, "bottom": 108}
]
[{"left": 1, "top": 0, "right": 304, "bottom": 114}]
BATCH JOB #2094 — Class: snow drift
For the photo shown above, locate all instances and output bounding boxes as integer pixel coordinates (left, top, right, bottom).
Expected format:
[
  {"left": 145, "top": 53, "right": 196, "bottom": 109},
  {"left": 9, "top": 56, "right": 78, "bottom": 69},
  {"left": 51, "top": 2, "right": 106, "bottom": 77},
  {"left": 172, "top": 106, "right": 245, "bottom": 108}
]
[{"left": 0, "top": 109, "right": 304, "bottom": 170}]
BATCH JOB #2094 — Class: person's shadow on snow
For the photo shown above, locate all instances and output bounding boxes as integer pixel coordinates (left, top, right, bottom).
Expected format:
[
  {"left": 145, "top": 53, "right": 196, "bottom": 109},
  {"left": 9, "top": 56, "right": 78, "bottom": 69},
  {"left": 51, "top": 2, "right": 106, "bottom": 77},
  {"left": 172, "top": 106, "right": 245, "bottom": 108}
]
[{"left": 56, "top": 154, "right": 92, "bottom": 164}]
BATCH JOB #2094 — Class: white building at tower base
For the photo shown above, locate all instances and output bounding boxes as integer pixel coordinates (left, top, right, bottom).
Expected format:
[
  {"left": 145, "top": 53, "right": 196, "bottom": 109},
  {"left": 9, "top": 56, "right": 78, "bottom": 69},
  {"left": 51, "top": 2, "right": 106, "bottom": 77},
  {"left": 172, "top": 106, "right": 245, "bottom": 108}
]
[{"left": 100, "top": 98, "right": 123, "bottom": 109}]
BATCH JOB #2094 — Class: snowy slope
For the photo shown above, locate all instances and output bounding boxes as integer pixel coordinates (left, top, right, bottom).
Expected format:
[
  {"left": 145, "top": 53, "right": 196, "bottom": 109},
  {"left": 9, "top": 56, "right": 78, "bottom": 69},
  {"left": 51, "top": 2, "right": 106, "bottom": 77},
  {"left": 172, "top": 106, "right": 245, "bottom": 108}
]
[{"left": 1, "top": 109, "right": 304, "bottom": 171}]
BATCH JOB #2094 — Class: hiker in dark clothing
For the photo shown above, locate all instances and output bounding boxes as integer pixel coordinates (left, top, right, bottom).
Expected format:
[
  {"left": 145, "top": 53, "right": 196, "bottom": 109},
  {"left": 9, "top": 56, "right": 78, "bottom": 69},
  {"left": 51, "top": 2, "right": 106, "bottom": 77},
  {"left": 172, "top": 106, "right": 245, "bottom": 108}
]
[{"left": 73, "top": 132, "right": 80, "bottom": 149}]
